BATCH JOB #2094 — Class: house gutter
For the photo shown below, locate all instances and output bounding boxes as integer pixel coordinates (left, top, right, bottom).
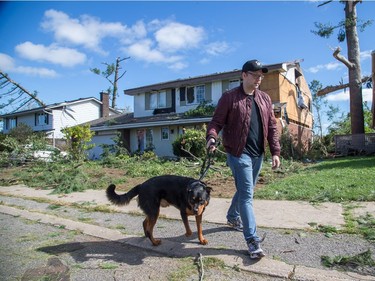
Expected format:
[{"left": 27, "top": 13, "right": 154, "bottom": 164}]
[{"left": 90, "top": 117, "right": 213, "bottom": 132}]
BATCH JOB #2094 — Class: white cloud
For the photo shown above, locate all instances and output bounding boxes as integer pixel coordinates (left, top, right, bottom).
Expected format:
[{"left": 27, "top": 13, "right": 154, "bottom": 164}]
[
  {"left": 41, "top": 9, "right": 129, "bottom": 54},
  {"left": 325, "top": 89, "right": 349, "bottom": 101},
  {"left": 155, "top": 22, "right": 205, "bottom": 52},
  {"left": 126, "top": 39, "right": 182, "bottom": 64},
  {"left": 125, "top": 21, "right": 207, "bottom": 70},
  {"left": 307, "top": 61, "right": 342, "bottom": 73},
  {"left": 0, "top": 53, "right": 15, "bottom": 71},
  {"left": 15, "top": 41, "right": 86, "bottom": 67},
  {"left": 120, "top": 20, "right": 147, "bottom": 45},
  {"left": 363, "top": 88, "right": 373, "bottom": 103},
  {"left": 0, "top": 53, "right": 57, "bottom": 77},
  {"left": 326, "top": 87, "right": 373, "bottom": 103},
  {"left": 35, "top": 9, "right": 231, "bottom": 70},
  {"left": 168, "top": 61, "right": 188, "bottom": 71},
  {"left": 205, "top": 41, "right": 229, "bottom": 56},
  {"left": 360, "top": 50, "right": 372, "bottom": 61},
  {"left": 16, "top": 66, "right": 57, "bottom": 77}
]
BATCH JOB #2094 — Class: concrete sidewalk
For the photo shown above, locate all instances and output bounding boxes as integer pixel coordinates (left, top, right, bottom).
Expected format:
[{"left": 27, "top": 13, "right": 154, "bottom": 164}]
[
  {"left": 2, "top": 184, "right": 374, "bottom": 230},
  {"left": 1, "top": 184, "right": 374, "bottom": 281}
]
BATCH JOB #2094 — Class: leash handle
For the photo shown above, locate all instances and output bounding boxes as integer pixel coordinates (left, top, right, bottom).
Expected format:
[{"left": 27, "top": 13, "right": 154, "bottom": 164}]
[{"left": 199, "top": 142, "right": 219, "bottom": 181}]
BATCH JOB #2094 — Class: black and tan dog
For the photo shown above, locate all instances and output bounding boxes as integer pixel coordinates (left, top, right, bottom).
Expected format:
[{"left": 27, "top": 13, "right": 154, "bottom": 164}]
[{"left": 106, "top": 175, "right": 212, "bottom": 246}]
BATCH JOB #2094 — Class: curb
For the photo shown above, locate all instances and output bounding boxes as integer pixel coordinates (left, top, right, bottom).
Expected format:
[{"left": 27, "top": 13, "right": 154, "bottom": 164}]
[{"left": 1, "top": 204, "right": 372, "bottom": 281}]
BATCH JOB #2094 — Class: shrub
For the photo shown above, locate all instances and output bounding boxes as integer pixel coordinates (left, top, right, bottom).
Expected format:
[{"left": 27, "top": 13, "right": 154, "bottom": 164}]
[
  {"left": 62, "top": 124, "right": 94, "bottom": 161},
  {"left": 172, "top": 127, "right": 206, "bottom": 158}
]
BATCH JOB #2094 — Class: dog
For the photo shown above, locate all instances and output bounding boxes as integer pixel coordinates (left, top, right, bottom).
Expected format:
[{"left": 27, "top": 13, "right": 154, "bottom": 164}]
[{"left": 106, "top": 175, "right": 212, "bottom": 246}]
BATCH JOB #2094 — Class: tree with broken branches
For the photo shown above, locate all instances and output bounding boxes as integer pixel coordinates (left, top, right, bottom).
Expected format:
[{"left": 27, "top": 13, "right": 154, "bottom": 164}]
[
  {"left": 90, "top": 56, "right": 130, "bottom": 109},
  {"left": 311, "top": 0, "right": 373, "bottom": 134},
  {"left": 0, "top": 70, "right": 45, "bottom": 114}
]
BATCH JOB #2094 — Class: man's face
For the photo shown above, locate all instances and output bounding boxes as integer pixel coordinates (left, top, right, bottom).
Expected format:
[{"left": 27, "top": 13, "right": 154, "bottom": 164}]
[{"left": 243, "top": 70, "right": 264, "bottom": 89}]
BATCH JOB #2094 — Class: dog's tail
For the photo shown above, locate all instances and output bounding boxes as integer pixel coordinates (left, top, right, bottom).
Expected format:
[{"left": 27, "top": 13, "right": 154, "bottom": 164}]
[{"left": 106, "top": 184, "right": 141, "bottom": 206}]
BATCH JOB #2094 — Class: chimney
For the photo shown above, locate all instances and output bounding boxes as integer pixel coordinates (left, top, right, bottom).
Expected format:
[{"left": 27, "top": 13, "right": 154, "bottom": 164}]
[{"left": 100, "top": 92, "right": 110, "bottom": 118}]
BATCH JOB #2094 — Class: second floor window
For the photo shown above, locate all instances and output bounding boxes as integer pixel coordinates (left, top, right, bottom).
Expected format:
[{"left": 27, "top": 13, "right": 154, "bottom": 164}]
[
  {"left": 186, "top": 85, "right": 205, "bottom": 105},
  {"left": 35, "top": 112, "right": 49, "bottom": 126},
  {"left": 149, "top": 91, "right": 167, "bottom": 109}
]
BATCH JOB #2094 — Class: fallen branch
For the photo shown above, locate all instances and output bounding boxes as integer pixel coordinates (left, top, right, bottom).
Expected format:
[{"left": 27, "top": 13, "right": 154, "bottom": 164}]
[
  {"left": 0, "top": 70, "right": 45, "bottom": 107},
  {"left": 317, "top": 76, "right": 370, "bottom": 96}
]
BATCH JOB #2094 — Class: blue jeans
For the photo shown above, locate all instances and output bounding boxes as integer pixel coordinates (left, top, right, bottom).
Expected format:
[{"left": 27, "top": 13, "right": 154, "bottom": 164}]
[{"left": 226, "top": 153, "right": 263, "bottom": 243}]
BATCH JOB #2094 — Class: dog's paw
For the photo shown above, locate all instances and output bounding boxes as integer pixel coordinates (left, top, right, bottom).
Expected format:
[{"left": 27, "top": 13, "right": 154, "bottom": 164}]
[
  {"left": 185, "top": 230, "right": 193, "bottom": 237},
  {"left": 151, "top": 239, "right": 162, "bottom": 246},
  {"left": 199, "top": 238, "right": 208, "bottom": 245}
]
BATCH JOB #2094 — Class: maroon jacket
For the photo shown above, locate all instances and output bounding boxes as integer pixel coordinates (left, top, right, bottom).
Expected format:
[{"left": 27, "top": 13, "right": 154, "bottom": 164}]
[{"left": 207, "top": 84, "right": 280, "bottom": 157}]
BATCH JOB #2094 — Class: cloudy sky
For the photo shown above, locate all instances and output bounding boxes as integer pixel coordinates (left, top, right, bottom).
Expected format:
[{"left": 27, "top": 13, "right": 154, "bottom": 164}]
[{"left": 0, "top": 1, "right": 374, "bottom": 132}]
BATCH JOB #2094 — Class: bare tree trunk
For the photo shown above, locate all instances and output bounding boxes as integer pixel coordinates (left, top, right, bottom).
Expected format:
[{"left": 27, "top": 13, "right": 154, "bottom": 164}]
[
  {"left": 112, "top": 57, "right": 120, "bottom": 108},
  {"left": 372, "top": 50, "right": 375, "bottom": 129},
  {"left": 345, "top": 1, "right": 364, "bottom": 134},
  {"left": 112, "top": 57, "right": 129, "bottom": 109}
]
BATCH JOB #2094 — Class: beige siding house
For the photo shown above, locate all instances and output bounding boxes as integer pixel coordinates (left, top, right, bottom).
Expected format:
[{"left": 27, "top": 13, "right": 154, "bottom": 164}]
[{"left": 89, "top": 60, "right": 313, "bottom": 159}]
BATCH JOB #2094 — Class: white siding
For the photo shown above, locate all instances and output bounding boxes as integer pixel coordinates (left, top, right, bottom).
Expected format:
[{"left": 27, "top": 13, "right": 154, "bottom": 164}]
[
  {"left": 2, "top": 112, "right": 53, "bottom": 134},
  {"left": 128, "top": 125, "right": 182, "bottom": 157},
  {"left": 211, "top": 81, "right": 223, "bottom": 105},
  {"left": 133, "top": 94, "right": 146, "bottom": 118},
  {"left": 89, "top": 133, "right": 117, "bottom": 160},
  {"left": 53, "top": 100, "right": 101, "bottom": 138},
  {"left": 2, "top": 99, "right": 106, "bottom": 138}
]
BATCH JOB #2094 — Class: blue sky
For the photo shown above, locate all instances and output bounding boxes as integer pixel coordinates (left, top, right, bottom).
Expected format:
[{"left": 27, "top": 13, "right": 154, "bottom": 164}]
[{"left": 0, "top": 1, "right": 374, "bottom": 132}]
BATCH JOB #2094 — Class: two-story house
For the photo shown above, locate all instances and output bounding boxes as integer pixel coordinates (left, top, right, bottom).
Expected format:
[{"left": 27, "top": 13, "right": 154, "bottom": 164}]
[
  {"left": 1, "top": 92, "right": 119, "bottom": 146},
  {"left": 88, "top": 60, "right": 313, "bottom": 159}
]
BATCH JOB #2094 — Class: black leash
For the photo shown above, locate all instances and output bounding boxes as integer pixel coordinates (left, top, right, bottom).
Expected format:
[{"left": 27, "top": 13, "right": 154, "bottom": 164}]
[{"left": 199, "top": 148, "right": 216, "bottom": 181}]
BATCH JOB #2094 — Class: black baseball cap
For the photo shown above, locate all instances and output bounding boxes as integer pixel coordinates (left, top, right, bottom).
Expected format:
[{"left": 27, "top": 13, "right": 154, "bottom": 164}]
[{"left": 242, "top": 60, "right": 268, "bottom": 73}]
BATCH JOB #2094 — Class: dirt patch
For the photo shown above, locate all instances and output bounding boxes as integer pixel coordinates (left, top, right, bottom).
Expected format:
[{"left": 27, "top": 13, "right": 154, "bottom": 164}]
[
  {"left": 99, "top": 167, "right": 238, "bottom": 198},
  {"left": 104, "top": 168, "right": 267, "bottom": 199}
]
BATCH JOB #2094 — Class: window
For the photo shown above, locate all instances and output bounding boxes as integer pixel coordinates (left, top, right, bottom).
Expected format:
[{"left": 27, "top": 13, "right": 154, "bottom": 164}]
[
  {"left": 229, "top": 79, "right": 240, "bottom": 90},
  {"left": 35, "top": 112, "right": 49, "bottom": 126},
  {"left": 186, "top": 85, "right": 205, "bottom": 105},
  {"left": 149, "top": 91, "right": 167, "bottom": 109},
  {"left": 137, "top": 129, "right": 154, "bottom": 152},
  {"left": 137, "top": 130, "right": 145, "bottom": 152},
  {"left": 196, "top": 85, "right": 205, "bottom": 103},
  {"left": 146, "top": 129, "right": 154, "bottom": 149},
  {"left": 179, "top": 87, "right": 186, "bottom": 102},
  {"left": 161, "top": 127, "right": 169, "bottom": 140},
  {"left": 6, "top": 117, "right": 17, "bottom": 130}
]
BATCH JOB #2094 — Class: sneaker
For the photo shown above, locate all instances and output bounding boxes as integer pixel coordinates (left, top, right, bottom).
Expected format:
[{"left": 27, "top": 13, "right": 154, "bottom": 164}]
[
  {"left": 247, "top": 239, "right": 265, "bottom": 259},
  {"left": 227, "top": 218, "right": 243, "bottom": 231}
]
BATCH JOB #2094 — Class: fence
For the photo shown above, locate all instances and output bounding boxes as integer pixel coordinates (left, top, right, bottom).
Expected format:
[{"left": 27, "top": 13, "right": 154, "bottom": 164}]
[{"left": 335, "top": 133, "right": 375, "bottom": 156}]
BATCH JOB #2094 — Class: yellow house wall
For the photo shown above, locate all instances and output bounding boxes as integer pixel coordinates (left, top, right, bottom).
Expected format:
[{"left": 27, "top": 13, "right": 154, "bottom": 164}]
[{"left": 260, "top": 70, "right": 313, "bottom": 129}]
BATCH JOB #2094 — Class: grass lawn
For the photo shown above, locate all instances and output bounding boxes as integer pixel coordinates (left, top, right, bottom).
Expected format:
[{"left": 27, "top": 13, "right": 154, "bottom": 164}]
[
  {"left": 255, "top": 156, "right": 375, "bottom": 202},
  {"left": 1, "top": 155, "right": 374, "bottom": 203}
]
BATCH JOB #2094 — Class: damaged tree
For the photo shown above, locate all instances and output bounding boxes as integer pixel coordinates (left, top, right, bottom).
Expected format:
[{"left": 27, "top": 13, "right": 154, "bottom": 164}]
[
  {"left": 0, "top": 70, "right": 45, "bottom": 113},
  {"left": 312, "top": 0, "right": 373, "bottom": 134},
  {"left": 90, "top": 56, "right": 130, "bottom": 109}
]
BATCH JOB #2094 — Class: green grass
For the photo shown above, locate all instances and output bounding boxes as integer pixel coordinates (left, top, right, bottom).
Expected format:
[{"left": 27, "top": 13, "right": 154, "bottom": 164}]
[
  {"left": 1, "top": 155, "right": 374, "bottom": 202},
  {"left": 255, "top": 156, "right": 375, "bottom": 202},
  {"left": 321, "top": 249, "right": 375, "bottom": 269}
]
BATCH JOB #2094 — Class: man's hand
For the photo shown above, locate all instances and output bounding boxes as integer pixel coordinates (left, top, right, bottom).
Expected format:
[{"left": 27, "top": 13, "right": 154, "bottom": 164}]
[
  {"left": 206, "top": 138, "right": 216, "bottom": 152},
  {"left": 272, "top": 155, "right": 280, "bottom": 170}
]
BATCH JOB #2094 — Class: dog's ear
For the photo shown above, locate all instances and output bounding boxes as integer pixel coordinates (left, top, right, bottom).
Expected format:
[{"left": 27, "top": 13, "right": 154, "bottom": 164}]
[
  {"left": 197, "top": 181, "right": 212, "bottom": 194},
  {"left": 205, "top": 186, "right": 213, "bottom": 194}
]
